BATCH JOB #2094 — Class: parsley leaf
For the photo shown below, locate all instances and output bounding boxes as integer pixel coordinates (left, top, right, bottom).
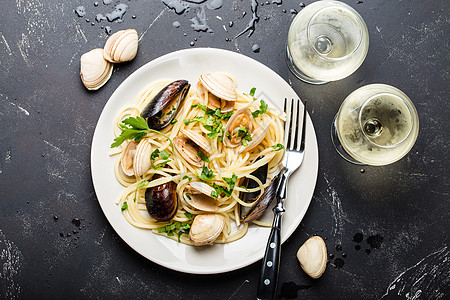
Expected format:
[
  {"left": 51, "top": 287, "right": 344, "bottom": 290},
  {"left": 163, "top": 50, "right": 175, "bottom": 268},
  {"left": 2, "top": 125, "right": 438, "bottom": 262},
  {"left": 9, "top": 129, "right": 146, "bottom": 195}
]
[
  {"left": 272, "top": 143, "right": 285, "bottom": 151},
  {"left": 133, "top": 180, "right": 149, "bottom": 202},
  {"left": 197, "top": 165, "right": 216, "bottom": 181},
  {"left": 170, "top": 119, "right": 178, "bottom": 125},
  {"left": 251, "top": 100, "right": 268, "bottom": 118},
  {"left": 160, "top": 150, "right": 170, "bottom": 160},
  {"left": 197, "top": 151, "right": 210, "bottom": 163},
  {"left": 249, "top": 87, "right": 256, "bottom": 97},
  {"left": 121, "top": 202, "right": 128, "bottom": 212},
  {"left": 184, "top": 212, "right": 193, "bottom": 220},
  {"left": 182, "top": 175, "right": 192, "bottom": 181}
]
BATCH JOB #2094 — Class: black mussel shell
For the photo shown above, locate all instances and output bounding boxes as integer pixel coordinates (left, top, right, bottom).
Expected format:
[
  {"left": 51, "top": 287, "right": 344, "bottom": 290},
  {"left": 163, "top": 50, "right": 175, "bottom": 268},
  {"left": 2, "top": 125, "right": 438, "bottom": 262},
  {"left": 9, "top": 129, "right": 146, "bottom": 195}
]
[
  {"left": 145, "top": 174, "right": 178, "bottom": 222},
  {"left": 243, "top": 174, "right": 280, "bottom": 223},
  {"left": 240, "top": 157, "right": 268, "bottom": 219},
  {"left": 140, "top": 80, "right": 190, "bottom": 130}
]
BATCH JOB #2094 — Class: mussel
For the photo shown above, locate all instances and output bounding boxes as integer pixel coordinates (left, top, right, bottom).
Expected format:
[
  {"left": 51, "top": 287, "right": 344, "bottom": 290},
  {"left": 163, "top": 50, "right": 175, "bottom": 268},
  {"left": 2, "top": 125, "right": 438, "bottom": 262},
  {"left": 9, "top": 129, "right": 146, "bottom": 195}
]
[
  {"left": 240, "top": 158, "right": 280, "bottom": 222},
  {"left": 173, "top": 129, "right": 212, "bottom": 167},
  {"left": 145, "top": 174, "right": 178, "bottom": 222},
  {"left": 140, "top": 80, "right": 190, "bottom": 130},
  {"left": 189, "top": 213, "right": 225, "bottom": 246},
  {"left": 183, "top": 181, "right": 219, "bottom": 212},
  {"left": 197, "top": 73, "right": 237, "bottom": 112}
]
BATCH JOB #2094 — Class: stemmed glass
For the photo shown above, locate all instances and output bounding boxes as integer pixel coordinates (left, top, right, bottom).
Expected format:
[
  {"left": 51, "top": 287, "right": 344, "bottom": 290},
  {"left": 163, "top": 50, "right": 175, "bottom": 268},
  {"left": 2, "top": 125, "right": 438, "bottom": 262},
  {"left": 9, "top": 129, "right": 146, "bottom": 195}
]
[
  {"left": 331, "top": 84, "right": 419, "bottom": 165},
  {"left": 286, "top": 0, "right": 369, "bottom": 84}
]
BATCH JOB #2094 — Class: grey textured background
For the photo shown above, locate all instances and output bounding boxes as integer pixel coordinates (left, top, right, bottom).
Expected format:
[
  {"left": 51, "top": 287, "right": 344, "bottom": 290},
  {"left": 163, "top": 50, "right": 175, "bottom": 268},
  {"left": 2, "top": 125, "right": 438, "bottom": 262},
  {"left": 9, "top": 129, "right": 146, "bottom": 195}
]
[{"left": 0, "top": 0, "right": 448, "bottom": 299}]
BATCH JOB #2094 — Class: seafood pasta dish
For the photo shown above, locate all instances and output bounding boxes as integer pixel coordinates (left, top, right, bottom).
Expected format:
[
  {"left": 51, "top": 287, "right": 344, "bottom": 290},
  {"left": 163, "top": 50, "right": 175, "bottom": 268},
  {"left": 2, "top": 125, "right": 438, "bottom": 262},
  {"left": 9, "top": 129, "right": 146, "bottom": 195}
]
[{"left": 110, "top": 73, "right": 285, "bottom": 246}]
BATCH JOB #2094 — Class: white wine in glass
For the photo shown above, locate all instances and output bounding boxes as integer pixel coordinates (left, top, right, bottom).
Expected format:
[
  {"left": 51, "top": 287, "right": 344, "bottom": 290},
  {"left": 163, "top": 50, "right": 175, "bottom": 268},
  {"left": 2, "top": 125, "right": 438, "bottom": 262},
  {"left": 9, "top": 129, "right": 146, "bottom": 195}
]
[
  {"left": 332, "top": 84, "right": 419, "bottom": 165},
  {"left": 286, "top": 0, "right": 369, "bottom": 84}
]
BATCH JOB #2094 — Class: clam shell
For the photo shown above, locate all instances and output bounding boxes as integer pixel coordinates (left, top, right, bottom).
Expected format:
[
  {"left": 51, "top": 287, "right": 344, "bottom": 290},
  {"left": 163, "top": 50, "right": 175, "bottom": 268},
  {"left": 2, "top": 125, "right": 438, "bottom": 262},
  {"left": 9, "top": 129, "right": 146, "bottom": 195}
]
[
  {"left": 133, "top": 138, "right": 152, "bottom": 177},
  {"left": 224, "top": 107, "right": 253, "bottom": 148},
  {"left": 189, "top": 214, "right": 224, "bottom": 246},
  {"left": 103, "top": 29, "right": 138, "bottom": 63},
  {"left": 180, "top": 128, "right": 212, "bottom": 154},
  {"left": 297, "top": 236, "right": 327, "bottom": 279},
  {"left": 238, "top": 118, "right": 271, "bottom": 153},
  {"left": 184, "top": 182, "right": 218, "bottom": 212},
  {"left": 80, "top": 48, "right": 113, "bottom": 90},
  {"left": 174, "top": 136, "right": 203, "bottom": 167},
  {"left": 120, "top": 141, "right": 138, "bottom": 177},
  {"left": 199, "top": 73, "right": 237, "bottom": 102}
]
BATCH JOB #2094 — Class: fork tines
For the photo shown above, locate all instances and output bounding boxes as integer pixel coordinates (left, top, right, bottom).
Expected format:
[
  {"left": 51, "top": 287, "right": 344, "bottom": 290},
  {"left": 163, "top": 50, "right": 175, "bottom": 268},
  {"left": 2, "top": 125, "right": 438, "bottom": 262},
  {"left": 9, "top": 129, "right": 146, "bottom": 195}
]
[{"left": 284, "top": 98, "right": 306, "bottom": 152}]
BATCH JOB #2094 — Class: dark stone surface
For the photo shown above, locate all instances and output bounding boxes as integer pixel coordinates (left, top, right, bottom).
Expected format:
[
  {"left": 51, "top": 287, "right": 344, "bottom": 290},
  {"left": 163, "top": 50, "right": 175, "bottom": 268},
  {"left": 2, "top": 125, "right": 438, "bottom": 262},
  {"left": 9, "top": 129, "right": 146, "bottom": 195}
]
[{"left": 0, "top": 0, "right": 449, "bottom": 299}]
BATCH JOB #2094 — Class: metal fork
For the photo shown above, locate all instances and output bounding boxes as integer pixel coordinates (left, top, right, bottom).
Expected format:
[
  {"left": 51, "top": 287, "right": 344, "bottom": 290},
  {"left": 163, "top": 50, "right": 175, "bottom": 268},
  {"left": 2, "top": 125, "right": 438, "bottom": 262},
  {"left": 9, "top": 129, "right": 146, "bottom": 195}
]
[{"left": 256, "top": 98, "right": 307, "bottom": 300}]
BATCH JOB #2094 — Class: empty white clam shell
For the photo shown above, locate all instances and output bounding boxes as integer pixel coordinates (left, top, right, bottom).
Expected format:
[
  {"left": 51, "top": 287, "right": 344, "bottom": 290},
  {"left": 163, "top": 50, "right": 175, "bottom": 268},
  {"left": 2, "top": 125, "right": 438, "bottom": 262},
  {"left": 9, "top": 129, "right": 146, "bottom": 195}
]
[
  {"left": 80, "top": 48, "right": 113, "bottom": 90},
  {"left": 296, "top": 236, "right": 327, "bottom": 279},
  {"left": 103, "top": 29, "right": 138, "bottom": 63}
]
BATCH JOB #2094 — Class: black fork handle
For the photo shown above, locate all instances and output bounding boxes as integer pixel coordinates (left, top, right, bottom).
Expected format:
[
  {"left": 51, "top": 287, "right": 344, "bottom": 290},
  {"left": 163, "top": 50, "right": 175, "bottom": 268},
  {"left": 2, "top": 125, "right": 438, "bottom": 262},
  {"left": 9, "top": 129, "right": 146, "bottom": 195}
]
[{"left": 256, "top": 170, "right": 288, "bottom": 300}]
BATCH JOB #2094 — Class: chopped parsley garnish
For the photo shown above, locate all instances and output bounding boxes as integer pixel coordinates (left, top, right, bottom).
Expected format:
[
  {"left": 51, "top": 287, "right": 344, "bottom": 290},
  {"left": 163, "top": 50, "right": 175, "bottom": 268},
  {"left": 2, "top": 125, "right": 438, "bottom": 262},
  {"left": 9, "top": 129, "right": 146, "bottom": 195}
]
[
  {"left": 272, "top": 143, "right": 285, "bottom": 151},
  {"left": 111, "top": 116, "right": 174, "bottom": 153},
  {"left": 249, "top": 87, "right": 256, "bottom": 97},
  {"left": 182, "top": 175, "right": 192, "bottom": 181},
  {"left": 121, "top": 202, "right": 128, "bottom": 212},
  {"left": 184, "top": 212, "right": 193, "bottom": 220},
  {"left": 197, "top": 165, "right": 216, "bottom": 181},
  {"left": 150, "top": 149, "right": 171, "bottom": 169},
  {"left": 170, "top": 119, "right": 178, "bottom": 125},
  {"left": 252, "top": 100, "right": 268, "bottom": 118},
  {"left": 197, "top": 151, "right": 210, "bottom": 163},
  {"left": 158, "top": 221, "right": 191, "bottom": 242},
  {"left": 191, "top": 104, "right": 208, "bottom": 111},
  {"left": 236, "top": 127, "right": 253, "bottom": 146},
  {"left": 133, "top": 180, "right": 149, "bottom": 202}
]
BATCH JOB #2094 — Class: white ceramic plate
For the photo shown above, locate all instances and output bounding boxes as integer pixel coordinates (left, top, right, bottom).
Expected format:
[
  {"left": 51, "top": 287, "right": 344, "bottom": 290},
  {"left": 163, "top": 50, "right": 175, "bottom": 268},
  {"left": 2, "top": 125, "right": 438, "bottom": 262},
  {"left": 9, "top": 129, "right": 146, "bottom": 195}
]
[{"left": 91, "top": 48, "right": 319, "bottom": 274}]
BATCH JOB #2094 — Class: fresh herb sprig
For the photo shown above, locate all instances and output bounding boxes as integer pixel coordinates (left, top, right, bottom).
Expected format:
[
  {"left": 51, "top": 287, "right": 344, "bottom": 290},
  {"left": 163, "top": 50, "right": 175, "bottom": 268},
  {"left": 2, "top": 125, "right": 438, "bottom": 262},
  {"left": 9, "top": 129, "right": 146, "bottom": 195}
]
[
  {"left": 111, "top": 116, "right": 174, "bottom": 153},
  {"left": 150, "top": 149, "right": 171, "bottom": 169},
  {"left": 196, "top": 165, "right": 216, "bottom": 181}
]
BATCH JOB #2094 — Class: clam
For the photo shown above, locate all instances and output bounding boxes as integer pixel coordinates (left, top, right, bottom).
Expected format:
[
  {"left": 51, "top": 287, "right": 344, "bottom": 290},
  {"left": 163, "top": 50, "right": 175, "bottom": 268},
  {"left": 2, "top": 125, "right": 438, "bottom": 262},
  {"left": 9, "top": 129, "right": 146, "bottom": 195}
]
[
  {"left": 296, "top": 236, "right": 327, "bottom": 279},
  {"left": 140, "top": 80, "right": 190, "bottom": 130},
  {"left": 189, "top": 213, "right": 225, "bottom": 246},
  {"left": 223, "top": 107, "right": 271, "bottom": 153},
  {"left": 174, "top": 129, "right": 212, "bottom": 167},
  {"left": 80, "top": 48, "right": 113, "bottom": 90},
  {"left": 197, "top": 73, "right": 237, "bottom": 112},
  {"left": 223, "top": 107, "right": 253, "bottom": 148},
  {"left": 133, "top": 138, "right": 152, "bottom": 177},
  {"left": 120, "top": 141, "right": 138, "bottom": 177},
  {"left": 103, "top": 29, "right": 139, "bottom": 63},
  {"left": 145, "top": 174, "right": 178, "bottom": 222},
  {"left": 184, "top": 181, "right": 219, "bottom": 212}
]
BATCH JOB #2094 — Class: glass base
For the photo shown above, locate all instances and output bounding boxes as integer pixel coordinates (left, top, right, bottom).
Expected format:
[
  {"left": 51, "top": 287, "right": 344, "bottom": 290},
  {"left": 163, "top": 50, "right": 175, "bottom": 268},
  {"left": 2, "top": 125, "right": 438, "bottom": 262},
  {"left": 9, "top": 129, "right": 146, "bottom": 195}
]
[
  {"left": 285, "top": 45, "right": 329, "bottom": 85},
  {"left": 331, "top": 114, "right": 365, "bottom": 165}
]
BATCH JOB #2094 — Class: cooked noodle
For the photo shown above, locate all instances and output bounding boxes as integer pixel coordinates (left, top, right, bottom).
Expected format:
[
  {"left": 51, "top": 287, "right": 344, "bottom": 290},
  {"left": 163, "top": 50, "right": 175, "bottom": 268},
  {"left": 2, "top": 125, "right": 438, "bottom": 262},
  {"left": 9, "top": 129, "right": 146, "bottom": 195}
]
[{"left": 111, "top": 76, "right": 285, "bottom": 245}]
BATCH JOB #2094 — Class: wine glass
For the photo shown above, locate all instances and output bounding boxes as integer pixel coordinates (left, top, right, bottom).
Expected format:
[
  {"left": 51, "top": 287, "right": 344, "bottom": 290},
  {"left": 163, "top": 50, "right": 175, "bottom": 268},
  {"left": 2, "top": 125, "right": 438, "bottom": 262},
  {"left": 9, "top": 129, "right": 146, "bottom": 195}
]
[
  {"left": 286, "top": 0, "right": 369, "bottom": 84},
  {"left": 331, "top": 84, "right": 419, "bottom": 166}
]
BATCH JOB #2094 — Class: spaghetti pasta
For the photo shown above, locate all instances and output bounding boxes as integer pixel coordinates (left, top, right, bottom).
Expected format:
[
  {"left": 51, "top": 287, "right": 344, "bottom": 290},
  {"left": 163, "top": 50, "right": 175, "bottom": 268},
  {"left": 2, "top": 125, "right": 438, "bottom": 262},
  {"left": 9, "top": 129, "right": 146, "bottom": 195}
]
[{"left": 110, "top": 74, "right": 285, "bottom": 246}]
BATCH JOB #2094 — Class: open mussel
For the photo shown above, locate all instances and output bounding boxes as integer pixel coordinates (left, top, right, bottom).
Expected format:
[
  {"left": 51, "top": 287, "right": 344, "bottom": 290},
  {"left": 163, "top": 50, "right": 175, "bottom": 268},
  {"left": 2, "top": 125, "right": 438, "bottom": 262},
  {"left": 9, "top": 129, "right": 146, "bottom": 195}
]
[
  {"left": 140, "top": 80, "right": 190, "bottom": 130},
  {"left": 189, "top": 213, "right": 225, "bottom": 246},
  {"left": 240, "top": 158, "right": 280, "bottom": 222},
  {"left": 145, "top": 174, "right": 178, "bottom": 222}
]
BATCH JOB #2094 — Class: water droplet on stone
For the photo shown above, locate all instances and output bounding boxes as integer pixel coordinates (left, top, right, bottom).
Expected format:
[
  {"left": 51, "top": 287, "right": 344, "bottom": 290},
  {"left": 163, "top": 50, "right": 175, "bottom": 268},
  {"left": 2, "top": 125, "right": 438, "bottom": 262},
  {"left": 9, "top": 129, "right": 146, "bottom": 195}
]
[
  {"left": 105, "top": 26, "right": 112, "bottom": 34},
  {"left": 334, "top": 258, "right": 345, "bottom": 268},
  {"left": 290, "top": 9, "right": 298, "bottom": 14},
  {"left": 228, "top": 21, "right": 234, "bottom": 27},
  {"left": 336, "top": 244, "right": 342, "bottom": 251},
  {"left": 132, "top": 15, "right": 136, "bottom": 19},
  {"left": 75, "top": 6, "right": 86, "bottom": 17},
  {"left": 94, "top": 2, "right": 99, "bottom": 7},
  {"left": 59, "top": 232, "right": 64, "bottom": 237},
  {"left": 252, "top": 44, "right": 260, "bottom": 52},
  {"left": 342, "top": 253, "right": 347, "bottom": 258},
  {"left": 71, "top": 218, "right": 81, "bottom": 227},
  {"left": 53, "top": 215, "right": 58, "bottom": 221},
  {"left": 360, "top": 168, "right": 365, "bottom": 173},
  {"left": 300, "top": 2, "right": 305, "bottom": 8},
  {"left": 103, "top": 0, "right": 113, "bottom": 5},
  {"left": 353, "top": 232, "right": 364, "bottom": 243},
  {"left": 190, "top": 41, "right": 195, "bottom": 46},
  {"left": 173, "top": 21, "right": 181, "bottom": 28}
]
